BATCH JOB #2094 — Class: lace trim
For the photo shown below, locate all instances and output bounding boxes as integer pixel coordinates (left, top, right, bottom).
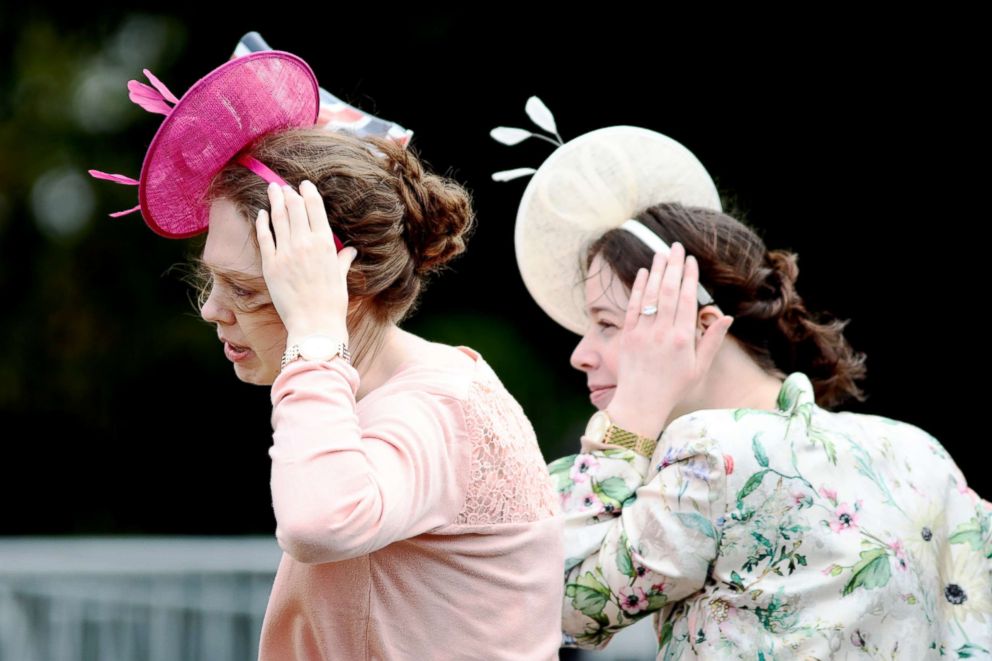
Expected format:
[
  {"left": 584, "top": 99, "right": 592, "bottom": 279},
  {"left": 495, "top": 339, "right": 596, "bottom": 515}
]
[{"left": 455, "top": 362, "right": 558, "bottom": 525}]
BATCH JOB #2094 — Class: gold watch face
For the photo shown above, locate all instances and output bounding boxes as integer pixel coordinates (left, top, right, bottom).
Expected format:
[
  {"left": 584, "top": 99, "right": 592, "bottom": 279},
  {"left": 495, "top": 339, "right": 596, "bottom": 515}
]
[{"left": 584, "top": 410, "right": 611, "bottom": 443}]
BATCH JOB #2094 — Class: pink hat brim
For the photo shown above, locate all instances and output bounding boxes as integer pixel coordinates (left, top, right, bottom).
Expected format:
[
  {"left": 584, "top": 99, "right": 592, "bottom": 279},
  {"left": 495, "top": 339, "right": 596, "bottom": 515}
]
[{"left": 137, "top": 51, "right": 319, "bottom": 238}]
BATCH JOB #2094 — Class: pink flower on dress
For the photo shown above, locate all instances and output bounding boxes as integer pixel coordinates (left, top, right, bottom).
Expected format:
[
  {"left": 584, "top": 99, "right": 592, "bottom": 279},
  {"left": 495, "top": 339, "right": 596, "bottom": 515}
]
[
  {"left": 790, "top": 488, "right": 813, "bottom": 508},
  {"left": 569, "top": 454, "right": 599, "bottom": 483},
  {"left": 819, "top": 485, "right": 838, "bottom": 503},
  {"left": 889, "top": 539, "right": 908, "bottom": 571},
  {"left": 619, "top": 586, "right": 649, "bottom": 614},
  {"left": 580, "top": 493, "right": 604, "bottom": 514},
  {"left": 630, "top": 550, "right": 652, "bottom": 579},
  {"left": 829, "top": 503, "right": 859, "bottom": 533},
  {"left": 723, "top": 454, "right": 734, "bottom": 475}
]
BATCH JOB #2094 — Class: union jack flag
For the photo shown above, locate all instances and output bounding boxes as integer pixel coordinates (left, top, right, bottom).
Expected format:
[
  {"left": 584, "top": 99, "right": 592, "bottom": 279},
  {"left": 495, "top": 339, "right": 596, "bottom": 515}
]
[{"left": 231, "top": 31, "right": 413, "bottom": 149}]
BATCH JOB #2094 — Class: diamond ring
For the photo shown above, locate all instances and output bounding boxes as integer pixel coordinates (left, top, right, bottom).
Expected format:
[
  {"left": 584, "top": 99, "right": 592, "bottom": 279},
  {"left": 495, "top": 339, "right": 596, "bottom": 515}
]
[{"left": 641, "top": 305, "right": 658, "bottom": 316}]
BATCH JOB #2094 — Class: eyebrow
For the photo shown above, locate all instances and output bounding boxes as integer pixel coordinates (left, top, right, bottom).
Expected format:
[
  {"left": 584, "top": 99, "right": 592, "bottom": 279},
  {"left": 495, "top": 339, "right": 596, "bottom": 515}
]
[
  {"left": 588, "top": 304, "right": 622, "bottom": 316},
  {"left": 199, "top": 260, "right": 266, "bottom": 286}
]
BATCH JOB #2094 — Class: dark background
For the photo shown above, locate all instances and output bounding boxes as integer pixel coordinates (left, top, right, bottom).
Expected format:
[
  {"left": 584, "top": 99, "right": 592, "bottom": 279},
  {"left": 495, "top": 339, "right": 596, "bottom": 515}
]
[{"left": 1, "top": 9, "right": 986, "bottom": 535}]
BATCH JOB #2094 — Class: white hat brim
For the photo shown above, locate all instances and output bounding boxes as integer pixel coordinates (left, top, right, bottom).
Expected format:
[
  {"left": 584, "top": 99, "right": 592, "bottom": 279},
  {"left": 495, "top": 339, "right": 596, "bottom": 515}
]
[{"left": 514, "top": 126, "right": 721, "bottom": 335}]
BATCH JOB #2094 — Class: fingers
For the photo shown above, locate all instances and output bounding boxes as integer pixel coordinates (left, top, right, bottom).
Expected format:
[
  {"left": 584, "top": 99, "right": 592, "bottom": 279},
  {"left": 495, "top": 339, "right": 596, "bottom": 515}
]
[
  {"left": 696, "top": 314, "right": 734, "bottom": 374},
  {"left": 623, "top": 267, "right": 649, "bottom": 331},
  {"left": 641, "top": 251, "right": 667, "bottom": 322},
  {"left": 256, "top": 209, "right": 275, "bottom": 259},
  {"left": 673, "top": 254, "right": 701, "bottom": 334},
  {"left": 338, "top": 247, "right": 358, "bottom": 280},
  {"left": 299, "top": 180, "right": 334, "bottom": 241},
  {"left": 266, "top": 182, "right": 290, "bottom": 247},
  {"left": 281, "top": 183, "right": 312, "bottom": 238},
  {"left": 266, "top": 180, "right": 342, "bottom": 254},
  {"left": 657, "top": 242, "right": 685, "bottom": 325}
]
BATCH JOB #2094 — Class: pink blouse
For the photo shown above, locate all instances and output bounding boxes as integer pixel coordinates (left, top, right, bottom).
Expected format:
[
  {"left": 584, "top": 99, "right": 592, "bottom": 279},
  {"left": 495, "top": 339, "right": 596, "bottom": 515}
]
[{"left": 257, "top": 345, "right": 564, "bottom": 660}]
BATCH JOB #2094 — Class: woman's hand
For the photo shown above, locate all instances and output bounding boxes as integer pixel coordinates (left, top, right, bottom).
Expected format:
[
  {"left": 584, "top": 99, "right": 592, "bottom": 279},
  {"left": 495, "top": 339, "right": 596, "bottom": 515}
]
[
  {"left": 256, "top": 180, "right": 358, "bottom": 342},
  {"left": 607, "top": 242, "right": 734, "bottom": 438}
]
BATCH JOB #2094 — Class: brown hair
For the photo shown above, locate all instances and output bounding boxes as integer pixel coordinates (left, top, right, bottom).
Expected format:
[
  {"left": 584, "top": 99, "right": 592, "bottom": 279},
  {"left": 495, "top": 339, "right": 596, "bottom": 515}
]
[
  {"left": 189, "top": 127, "right": 476, "bottom": 366},
  {"left": 586, "top": 202, "right": 867, "bottom": 409}
]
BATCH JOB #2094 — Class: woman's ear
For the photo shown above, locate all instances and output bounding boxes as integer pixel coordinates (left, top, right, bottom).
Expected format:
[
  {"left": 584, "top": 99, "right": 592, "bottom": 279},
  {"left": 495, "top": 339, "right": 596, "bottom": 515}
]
[{"left": 696, "top": 305, "right": 726, "bottom": 338}]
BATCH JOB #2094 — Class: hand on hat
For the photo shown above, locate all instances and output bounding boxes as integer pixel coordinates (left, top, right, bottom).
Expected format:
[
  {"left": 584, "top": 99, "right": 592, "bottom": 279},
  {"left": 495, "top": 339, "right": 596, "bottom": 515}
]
[
  {"left": 256, "top": 180, "right": 357, "bottom": 343},
  {"left": 606, "top": 242, "right": 734, "bottom": 439}
]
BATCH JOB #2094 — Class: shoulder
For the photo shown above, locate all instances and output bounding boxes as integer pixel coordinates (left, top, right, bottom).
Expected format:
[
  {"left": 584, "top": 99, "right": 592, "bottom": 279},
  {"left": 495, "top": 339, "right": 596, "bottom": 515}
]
[
  {"left": 357, "top": 344, "right": 526, "bottom": 438},
  {"left": 363, "top": 342, "right": 481, "bottom": 405},
  {"left": 658, "top": 407, "right": 783, "bottom": 460}
]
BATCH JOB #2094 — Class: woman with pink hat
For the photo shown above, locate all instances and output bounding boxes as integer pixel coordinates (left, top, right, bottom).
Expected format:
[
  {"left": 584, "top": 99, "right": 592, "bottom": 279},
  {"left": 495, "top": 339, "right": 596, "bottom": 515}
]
[
  {"left": 90, "top": 48, "right": 563, "bottom": 660},
  {"left": 492, "top": 101, "right": 991, "bottom": 659}
]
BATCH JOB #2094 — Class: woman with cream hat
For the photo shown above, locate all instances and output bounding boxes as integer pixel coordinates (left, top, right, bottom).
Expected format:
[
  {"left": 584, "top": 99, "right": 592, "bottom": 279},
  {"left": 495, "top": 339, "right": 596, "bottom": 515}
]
[{"left": 492, "top": 100, "right": 991, "bottom": 658}]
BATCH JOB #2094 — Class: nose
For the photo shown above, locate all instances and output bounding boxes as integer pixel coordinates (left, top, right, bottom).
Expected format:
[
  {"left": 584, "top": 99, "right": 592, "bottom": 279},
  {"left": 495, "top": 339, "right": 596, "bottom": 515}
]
[
  {"left": 569, "top": 332, "right": 598, "bottom": 373},
  {"left": 200, "top": 284, "right": 236, "bottom": 325}
]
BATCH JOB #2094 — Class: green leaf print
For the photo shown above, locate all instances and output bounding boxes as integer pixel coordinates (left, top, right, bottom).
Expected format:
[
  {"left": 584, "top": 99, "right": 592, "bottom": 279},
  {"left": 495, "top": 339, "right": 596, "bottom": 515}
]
[
  {"left": 777, "top": 380, "right": 801, "bottom": 411},
  {"left": 948, "top": 519, "right": 984, "bottom": 552},
  {"left": 737, "top": 469, "right": 770, "bottom": 502},
  {"left": 727, "top": 571, "right": 746, "bottom": 592},
  {"left": 548, "top": 455, "right": 575, "bottom": 475},
  {"left": 576, "top": 624, "right": 612, "bottom": 648},
  {"left": 566, "top": 571, "right": 611, "bottom": 618},
  {"left": 809, "top": 428, "right": 838, "bottom": 465},
  {"left": 676, "top": 512, "right": 718, "bottom": 540},
  {"left": 841, "top": 548, "right": 892, "bottom": 596},
  {"left": 752, "top": 532, "right": 774, "bottom": 551},
  {"left": 596, "top": 477, "right": 635, "bottom": 503},
  {"left": 752, "top": 435, "right": 769, "bottom": 467},
  {"left": 647, "top": 593, "right": 668, "bottom": 610},
  {"left": 956, "top": 642, "right": 991, "bottom": 658},
  {"left": 548, "top": 455, "right": 576, "bottom": 492},
  {"left": 659, "top": 621, "right": 673, "bottom": 648},
  {"left": 616, "top": 532, "right": 635, "bottom": 578}
]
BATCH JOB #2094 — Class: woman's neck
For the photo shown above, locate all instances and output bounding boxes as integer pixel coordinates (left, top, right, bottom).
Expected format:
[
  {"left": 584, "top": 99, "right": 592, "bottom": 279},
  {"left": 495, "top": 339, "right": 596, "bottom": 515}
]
[
  {"left": 666, "top": 339, "right": 785, "bottom": 426},
  {"left": 352, "top": 323, "right": 421, "bottom": 401}
]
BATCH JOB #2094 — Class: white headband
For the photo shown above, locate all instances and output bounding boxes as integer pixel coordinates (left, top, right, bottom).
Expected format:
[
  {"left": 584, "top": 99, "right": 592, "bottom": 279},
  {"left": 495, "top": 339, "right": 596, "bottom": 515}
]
[{"left": 619, "top": 220, "right": 716, "bottom": 307}]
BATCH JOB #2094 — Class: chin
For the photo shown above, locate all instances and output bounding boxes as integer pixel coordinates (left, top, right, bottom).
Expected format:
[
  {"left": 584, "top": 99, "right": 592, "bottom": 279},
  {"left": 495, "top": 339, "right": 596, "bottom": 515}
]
[{"left": 233, "top": 363, "right": 277, "bottom": 386}]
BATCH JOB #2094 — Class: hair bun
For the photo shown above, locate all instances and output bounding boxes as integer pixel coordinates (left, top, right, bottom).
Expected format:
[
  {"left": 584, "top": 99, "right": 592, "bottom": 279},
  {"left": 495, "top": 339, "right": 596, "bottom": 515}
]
[{"left": 376, "top": 138, "right": 476, "bottom": 275}]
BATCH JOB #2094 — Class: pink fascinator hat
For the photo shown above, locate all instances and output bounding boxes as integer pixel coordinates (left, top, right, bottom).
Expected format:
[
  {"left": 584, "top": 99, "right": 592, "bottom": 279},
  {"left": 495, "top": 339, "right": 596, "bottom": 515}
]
[{"left": 88, "top": 50, "right": 343, "bottom": 248}]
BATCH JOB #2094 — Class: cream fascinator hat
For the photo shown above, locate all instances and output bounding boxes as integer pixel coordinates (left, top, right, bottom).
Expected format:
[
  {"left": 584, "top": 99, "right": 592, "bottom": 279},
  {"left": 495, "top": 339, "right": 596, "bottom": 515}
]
[{"left": 491, "top": 97, "right": 722, "bottom": 335}]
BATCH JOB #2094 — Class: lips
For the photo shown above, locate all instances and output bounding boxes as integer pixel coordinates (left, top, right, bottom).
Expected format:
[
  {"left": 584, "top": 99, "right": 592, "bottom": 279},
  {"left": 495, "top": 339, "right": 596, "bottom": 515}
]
[
  {"left": 220, "top": 336, "right": 253, "bottom": 363},
  {"left": 220, "top": 337, "right": 249, "bottom": 351},
  {"left": 589, "top": 385, "right": 616, "bottom": 408}
]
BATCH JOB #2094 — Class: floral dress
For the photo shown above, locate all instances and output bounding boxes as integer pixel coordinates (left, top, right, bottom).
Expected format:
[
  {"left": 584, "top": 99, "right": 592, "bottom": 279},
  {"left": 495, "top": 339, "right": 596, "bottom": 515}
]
[{"left": 550, "top": 372, "right": 991, "bottom": 659}]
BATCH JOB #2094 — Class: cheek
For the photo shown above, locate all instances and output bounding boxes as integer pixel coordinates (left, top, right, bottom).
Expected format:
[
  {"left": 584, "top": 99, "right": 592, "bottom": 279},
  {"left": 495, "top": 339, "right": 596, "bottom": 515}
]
[
  {"left": 235, "top": 310, "right": 287, "bottom": 355},
  {"left": 601, "top": 336, "right": 621, "bottom": 378}
]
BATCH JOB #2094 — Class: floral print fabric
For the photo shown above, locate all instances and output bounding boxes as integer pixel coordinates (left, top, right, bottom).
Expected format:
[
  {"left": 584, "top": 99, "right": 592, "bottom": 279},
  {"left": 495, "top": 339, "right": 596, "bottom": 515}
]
[{"left": 550, "top": 372, "right": 991, "bottom": 659}]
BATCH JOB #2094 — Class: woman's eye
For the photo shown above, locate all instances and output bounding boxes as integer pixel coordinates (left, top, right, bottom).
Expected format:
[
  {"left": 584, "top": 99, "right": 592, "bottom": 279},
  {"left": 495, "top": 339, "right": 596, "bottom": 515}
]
[
  {"left": 232, "top": 285, "right": 254, "bottom": 298},
  {"left": 597, "top": 321, "right": 617, "bottom": 331}
]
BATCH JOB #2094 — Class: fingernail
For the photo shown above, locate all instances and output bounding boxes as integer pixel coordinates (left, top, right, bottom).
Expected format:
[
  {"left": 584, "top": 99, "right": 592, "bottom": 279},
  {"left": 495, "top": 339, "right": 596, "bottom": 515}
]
[{"left": 268, "top": 182, "right": 277, "bottom": 190}]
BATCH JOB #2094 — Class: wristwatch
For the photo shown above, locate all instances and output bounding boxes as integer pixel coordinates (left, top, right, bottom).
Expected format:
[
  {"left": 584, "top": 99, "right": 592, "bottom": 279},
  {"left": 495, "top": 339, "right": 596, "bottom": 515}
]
[
  {"left": 281, "top": 335, "right": 351, "bottom": 370},
  {"left": 584, "top": 410, "right": 658, "bottom": 458}
]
